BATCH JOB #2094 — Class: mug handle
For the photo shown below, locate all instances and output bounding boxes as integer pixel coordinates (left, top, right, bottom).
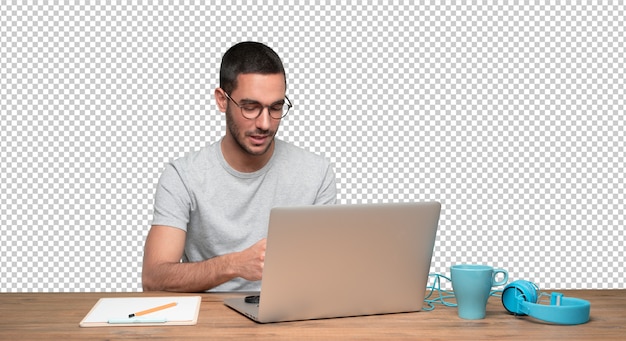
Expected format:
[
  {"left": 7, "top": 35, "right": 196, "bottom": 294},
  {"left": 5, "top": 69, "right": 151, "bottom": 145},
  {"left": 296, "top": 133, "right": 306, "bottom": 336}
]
[{"left": 492, "top": 268, "right": 509, "bottom": 286}]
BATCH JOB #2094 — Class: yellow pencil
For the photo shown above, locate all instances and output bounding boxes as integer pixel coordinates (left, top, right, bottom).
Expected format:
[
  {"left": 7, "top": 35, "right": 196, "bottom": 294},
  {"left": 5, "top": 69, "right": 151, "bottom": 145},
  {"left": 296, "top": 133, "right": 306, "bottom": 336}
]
[{"left": 128, "top": 302, "right": 177, "bottom": 318}]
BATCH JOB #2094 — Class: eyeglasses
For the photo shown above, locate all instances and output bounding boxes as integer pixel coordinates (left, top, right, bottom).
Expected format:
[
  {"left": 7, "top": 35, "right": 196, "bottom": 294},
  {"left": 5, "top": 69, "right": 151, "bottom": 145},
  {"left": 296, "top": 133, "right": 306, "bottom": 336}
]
[{"left": 224, "top": 92, "right": 293, "bottom": 120}]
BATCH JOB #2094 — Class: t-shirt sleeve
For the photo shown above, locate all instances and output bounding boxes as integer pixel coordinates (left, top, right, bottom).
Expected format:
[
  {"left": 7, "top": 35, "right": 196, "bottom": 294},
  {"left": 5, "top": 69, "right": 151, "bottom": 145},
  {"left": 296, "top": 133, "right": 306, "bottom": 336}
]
[
  {"left": 151, "top": 163, "right": 192, "bottom": 231},
  {"left": 314, "top": 161, "right": 338, "bottom": 205}
]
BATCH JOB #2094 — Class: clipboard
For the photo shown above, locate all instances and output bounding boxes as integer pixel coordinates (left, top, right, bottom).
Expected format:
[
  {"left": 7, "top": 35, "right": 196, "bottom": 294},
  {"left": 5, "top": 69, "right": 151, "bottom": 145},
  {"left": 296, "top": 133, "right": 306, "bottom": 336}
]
[{"left": 79, "top": 296, "right": 202, "bottom": 327}]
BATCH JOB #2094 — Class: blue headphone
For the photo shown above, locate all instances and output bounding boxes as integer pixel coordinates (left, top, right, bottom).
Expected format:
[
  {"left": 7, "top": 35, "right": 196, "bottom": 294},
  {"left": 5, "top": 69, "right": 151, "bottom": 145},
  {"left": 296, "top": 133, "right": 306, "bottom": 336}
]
[{"left": 501, "top": 280, "right": 591, "bottom": 325}]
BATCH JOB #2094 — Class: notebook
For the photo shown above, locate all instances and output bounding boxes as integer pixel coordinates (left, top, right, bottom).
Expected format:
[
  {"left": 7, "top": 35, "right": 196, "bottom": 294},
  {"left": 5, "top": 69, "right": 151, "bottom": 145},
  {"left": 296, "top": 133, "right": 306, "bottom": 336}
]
[
  {"left": 80, "top": 296, "right": 201, "bottom": 327},
  {"left": 224, "top": 201, "right": 441, "bottom": 323}
]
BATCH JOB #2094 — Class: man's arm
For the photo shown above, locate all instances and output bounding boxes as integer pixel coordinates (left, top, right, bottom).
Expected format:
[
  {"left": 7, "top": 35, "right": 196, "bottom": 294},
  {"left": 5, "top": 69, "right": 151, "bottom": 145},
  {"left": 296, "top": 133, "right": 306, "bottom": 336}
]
[
  {"left": 314, "top": 163, "right": 338, "bottom": 205},
  {"left": 141, "top": 225, "right": 266, "bottom": 292}
]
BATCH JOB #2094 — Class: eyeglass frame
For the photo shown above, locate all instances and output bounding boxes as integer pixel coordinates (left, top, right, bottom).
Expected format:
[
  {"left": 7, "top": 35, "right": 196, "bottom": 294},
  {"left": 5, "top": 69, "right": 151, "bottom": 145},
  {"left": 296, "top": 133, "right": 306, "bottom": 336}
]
[{"left": 223, "top": 91, "right": 293, "bottom": 120}]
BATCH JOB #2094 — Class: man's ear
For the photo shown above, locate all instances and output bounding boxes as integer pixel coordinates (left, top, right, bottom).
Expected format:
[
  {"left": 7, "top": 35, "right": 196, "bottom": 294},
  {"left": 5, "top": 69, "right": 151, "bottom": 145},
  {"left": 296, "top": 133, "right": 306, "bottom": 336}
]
[{"left": 215, "top": 88, "right": 228, "bottom": 113}]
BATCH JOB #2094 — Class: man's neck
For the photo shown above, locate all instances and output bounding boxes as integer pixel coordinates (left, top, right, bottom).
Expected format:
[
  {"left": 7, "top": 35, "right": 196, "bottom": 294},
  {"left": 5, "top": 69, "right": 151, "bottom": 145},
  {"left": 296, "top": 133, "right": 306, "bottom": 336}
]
[{"left": 220, "top": 136, "right": 275, "bottom": 173}]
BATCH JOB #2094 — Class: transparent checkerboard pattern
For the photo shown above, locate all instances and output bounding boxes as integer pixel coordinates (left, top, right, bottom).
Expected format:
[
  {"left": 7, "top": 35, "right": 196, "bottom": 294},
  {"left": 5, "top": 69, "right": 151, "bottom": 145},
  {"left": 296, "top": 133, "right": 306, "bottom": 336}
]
[{"left": 1, "top": 3, "right": 624, "bottom": 292}]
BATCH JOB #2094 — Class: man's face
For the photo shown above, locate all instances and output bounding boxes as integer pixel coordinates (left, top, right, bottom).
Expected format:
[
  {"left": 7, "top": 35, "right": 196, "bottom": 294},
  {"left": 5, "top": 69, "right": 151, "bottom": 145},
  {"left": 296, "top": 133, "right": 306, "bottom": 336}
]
[{"left": 224, "top": 73, "right": 286, "bottom": 157}]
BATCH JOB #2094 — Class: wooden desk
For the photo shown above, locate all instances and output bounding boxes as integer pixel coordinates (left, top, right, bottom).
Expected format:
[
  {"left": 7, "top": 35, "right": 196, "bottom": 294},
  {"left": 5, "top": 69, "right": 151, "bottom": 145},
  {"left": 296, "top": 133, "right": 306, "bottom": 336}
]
[{"left": 1, "top": 290, "right": 624, "bottom": 340}]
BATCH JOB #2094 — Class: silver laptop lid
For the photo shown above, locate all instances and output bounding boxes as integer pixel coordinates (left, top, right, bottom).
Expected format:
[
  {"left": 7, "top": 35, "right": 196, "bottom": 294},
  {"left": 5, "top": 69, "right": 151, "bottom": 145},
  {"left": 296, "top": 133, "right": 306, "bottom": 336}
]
[{"left": 256, "top": 201, "right": 441, "bottom": 323}]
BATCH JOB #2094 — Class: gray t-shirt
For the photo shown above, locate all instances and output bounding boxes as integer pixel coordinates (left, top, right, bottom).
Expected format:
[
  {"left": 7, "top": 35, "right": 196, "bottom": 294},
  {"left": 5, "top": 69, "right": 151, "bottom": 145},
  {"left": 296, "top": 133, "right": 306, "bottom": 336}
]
[{"left": 151, "top": 138, "right": 337, "bottom": 291}]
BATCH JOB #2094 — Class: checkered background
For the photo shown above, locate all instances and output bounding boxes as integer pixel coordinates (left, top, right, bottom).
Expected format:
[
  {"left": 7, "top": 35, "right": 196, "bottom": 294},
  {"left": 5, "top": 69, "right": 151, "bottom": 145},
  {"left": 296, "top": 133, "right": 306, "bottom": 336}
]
[{"left": 1, "top": 3, "right": 624, "bottom": 292}]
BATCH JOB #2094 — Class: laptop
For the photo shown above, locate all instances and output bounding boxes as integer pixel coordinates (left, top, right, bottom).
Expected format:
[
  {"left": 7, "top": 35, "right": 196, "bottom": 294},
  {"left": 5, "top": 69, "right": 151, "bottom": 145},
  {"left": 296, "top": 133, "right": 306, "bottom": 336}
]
[{"left": 224, "top": 201, "right": 441, "bottom": 323}]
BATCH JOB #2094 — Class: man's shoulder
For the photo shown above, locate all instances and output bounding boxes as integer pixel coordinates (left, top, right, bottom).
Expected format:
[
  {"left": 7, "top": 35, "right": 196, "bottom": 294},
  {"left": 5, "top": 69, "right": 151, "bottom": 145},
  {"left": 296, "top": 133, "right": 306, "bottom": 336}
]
[
  {"left": 275, "top": 139, "right": 330, "bottom": 164},
  {"left": 169, "top": 141, "right": 218, "bottom": 171}
]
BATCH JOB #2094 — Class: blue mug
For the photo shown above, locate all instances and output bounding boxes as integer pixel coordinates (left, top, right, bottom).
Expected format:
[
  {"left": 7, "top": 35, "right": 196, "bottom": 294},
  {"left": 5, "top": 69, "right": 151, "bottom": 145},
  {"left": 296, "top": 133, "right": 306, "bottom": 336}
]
[{"left": 451, "top": 264, "right": 508, "bottom": 319}]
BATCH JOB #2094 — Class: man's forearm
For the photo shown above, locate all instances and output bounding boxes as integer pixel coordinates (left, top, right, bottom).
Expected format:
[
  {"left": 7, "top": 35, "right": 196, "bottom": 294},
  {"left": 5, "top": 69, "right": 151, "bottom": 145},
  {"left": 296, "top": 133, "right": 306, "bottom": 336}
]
[{"left": 142, "top": 253, "right": 238, "bottom": 292}]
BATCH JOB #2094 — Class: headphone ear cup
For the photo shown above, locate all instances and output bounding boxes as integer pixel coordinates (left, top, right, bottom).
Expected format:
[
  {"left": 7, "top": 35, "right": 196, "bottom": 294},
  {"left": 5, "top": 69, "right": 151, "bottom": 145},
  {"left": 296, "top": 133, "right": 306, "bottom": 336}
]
[{"left": 501, "top": 280, "right": 538, "bottom": 315}]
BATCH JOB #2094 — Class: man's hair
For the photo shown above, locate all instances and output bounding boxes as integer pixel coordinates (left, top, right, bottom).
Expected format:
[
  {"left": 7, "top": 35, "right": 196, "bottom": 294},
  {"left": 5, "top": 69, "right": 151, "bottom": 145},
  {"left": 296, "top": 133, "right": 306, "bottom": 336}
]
[{"left": 220, "top": 41, "right": 286, "bottom": 94}]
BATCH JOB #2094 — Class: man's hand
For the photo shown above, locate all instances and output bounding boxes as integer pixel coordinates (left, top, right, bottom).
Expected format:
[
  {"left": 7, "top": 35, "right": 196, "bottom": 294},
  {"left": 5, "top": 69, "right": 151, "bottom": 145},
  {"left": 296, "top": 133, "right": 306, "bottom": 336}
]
[{"left": 233, "top": 238, "right": 266, "bottom": 281}]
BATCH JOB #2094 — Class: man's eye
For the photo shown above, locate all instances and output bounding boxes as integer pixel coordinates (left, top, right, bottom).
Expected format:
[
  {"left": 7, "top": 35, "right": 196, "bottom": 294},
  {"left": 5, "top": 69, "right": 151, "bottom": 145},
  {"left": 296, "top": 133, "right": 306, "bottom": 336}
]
[{"left": 242, "top": 105, "right": 260, "bottom": 112}]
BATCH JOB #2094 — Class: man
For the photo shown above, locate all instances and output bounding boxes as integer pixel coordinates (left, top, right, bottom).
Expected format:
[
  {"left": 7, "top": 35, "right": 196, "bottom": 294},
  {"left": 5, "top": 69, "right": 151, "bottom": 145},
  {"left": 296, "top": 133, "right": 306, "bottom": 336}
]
[{"left": 142, "top": 42, "right": 337, "bottom": 292}]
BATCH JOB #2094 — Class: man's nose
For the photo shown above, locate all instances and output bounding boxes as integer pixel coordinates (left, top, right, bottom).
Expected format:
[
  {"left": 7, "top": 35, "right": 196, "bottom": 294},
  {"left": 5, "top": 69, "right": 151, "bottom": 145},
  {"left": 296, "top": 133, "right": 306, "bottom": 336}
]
[{"left": 255, "top": 107, "right": 272, "bottom": 130}]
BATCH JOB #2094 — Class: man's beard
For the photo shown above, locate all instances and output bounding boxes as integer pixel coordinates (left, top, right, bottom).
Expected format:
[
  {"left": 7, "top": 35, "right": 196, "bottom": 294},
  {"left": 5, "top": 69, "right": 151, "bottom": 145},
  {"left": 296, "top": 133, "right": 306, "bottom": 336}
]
[{"left": 225, "top": 105, "right": 277, "bottom": 156}]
